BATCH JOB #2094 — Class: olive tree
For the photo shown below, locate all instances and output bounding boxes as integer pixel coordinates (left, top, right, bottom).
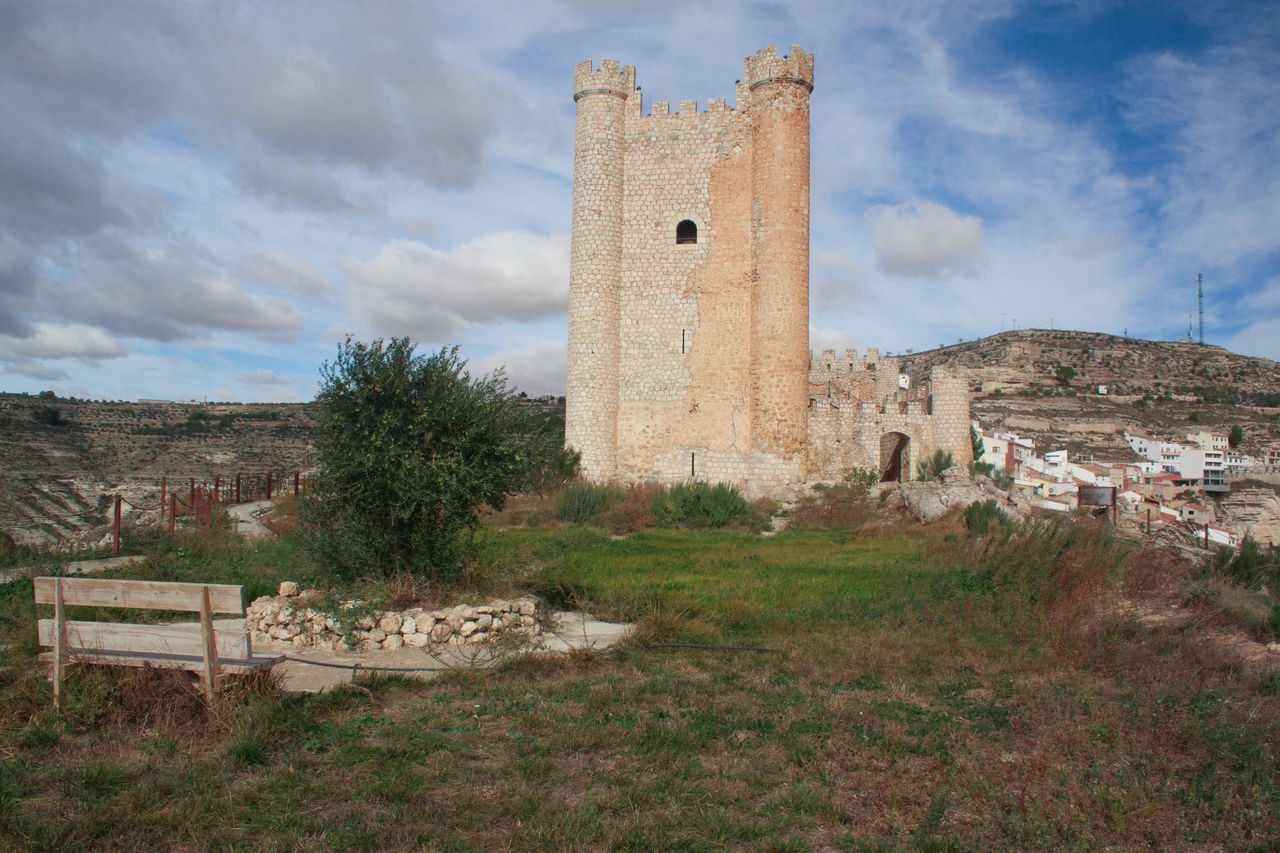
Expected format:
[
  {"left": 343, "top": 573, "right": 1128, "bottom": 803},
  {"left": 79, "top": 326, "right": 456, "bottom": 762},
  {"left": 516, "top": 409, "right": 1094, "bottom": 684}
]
[{"left": 303, "top": 338, "right": 564, "bottom": 582}]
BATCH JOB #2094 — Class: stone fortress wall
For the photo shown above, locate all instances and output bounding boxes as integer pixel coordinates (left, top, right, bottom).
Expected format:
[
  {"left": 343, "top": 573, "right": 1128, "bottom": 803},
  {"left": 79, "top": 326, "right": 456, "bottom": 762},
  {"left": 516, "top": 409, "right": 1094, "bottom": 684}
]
[
  {"left": 807, "top": 349, "right": 971, "bottom": 482},
  {"left": 566, "top": 47, "right": 971, "bottom": 495}
]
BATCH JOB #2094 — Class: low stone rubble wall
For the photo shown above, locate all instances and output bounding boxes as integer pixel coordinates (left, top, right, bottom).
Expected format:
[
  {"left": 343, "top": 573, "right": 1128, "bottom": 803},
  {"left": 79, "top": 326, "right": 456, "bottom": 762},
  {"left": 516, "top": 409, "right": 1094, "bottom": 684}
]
[{"left": 248, "top": 582, "right": 544, "bottom": 652}]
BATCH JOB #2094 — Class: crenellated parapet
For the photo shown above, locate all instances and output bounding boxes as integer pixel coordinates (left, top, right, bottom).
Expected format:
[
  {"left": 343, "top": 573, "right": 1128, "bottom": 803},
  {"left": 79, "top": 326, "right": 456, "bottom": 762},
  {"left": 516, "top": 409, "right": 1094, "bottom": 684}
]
[
  {"left": 744, "top": 45, "right": 815, "bottom": 93},
  {"left": 808, "top": 348, "right": 910, "bottom": 407},
  {"left": 573, "top": 59, "right": 636, "bottom": 102}
]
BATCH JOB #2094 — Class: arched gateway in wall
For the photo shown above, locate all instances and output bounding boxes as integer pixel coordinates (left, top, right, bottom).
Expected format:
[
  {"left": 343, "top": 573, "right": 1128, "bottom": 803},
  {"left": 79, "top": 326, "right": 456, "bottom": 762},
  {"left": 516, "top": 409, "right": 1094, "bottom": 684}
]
[{"left": 879, "top": 432, "right": 910, "bottom": 482}]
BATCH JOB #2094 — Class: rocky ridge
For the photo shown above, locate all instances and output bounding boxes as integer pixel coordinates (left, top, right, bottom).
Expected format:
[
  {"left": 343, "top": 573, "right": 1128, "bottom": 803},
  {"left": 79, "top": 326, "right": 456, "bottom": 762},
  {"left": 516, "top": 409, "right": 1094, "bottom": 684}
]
[{"left": 898, "top": 329, "right": 1280, "bottom": 462}]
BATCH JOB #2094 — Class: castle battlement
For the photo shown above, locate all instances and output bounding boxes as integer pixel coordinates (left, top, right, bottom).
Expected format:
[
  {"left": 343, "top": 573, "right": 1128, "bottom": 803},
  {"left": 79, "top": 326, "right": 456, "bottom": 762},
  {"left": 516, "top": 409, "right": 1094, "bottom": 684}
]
[
  {"left": 573, "top": 59, "right": 637, "bottom": 101},
  {"left": 808, "top": 348, "right": 898, "bottom": 377},
  {"left": 744, "top": 45, "right": 814, "bottom": 92},
  {"left": 643, "top": 97, "right": 737, "bottom": 119}
]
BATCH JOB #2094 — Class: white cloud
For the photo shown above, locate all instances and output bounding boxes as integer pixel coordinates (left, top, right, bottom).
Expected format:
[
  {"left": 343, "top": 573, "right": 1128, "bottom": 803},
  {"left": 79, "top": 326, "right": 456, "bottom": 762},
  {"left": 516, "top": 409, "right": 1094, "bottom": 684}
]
[
  {"left": 237, "top": 250, "right": 339, "bottom": 301},
  {"left": 239, "top": 369, "right": 296, "bottom": 388},
  {"left": 470, "top": 339, "right": 567, "bottom": 398},
  {"left": 1224, "top": 317, "right": 1280, "bottom": 362},
  {"left": 867, "top": 200, "right": 986, "bottom": 279},
  {"left": 49, "top": 234, "right": 306, "bottom": 343},
  {"left": 340, "top": 231, "right": 569, "bottom": 340},
  {"left": 809, "top": 326, "right": 859, "bottom": 357},
  {"left": 0, "top": 322, "right": 126, "bottom": 361}
]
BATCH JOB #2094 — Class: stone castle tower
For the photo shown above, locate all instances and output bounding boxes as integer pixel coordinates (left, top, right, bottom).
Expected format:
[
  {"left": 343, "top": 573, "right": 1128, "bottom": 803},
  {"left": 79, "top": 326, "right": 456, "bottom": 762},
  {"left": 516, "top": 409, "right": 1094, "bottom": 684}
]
[{"left": 566, "top": 46, "right": 970, "bottom": 494}]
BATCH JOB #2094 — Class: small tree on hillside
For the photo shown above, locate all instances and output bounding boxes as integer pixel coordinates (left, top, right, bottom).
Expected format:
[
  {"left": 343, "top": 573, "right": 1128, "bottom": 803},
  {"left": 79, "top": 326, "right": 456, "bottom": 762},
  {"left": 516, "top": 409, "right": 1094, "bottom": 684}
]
[
  {"left": 303, "top": 338, "right": 565, "bottom": 582},
  {"left": 1054, "top": 364, "right": 1076, "bottom": 387},
  {"left": 1229, "top": 424, "right": 1244, "bottom": 449}
]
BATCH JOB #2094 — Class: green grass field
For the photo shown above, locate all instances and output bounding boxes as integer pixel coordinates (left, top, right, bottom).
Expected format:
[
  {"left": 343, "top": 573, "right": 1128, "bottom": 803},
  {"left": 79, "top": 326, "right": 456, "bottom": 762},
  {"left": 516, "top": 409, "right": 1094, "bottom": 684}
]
[{"left": 1, "top": 517, "right": 1277, "bottom": 851}]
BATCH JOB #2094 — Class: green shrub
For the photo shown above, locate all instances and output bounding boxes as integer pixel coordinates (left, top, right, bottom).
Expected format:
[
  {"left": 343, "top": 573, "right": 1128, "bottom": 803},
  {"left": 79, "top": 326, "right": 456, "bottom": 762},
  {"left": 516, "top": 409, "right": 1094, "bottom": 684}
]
[
  {"left": 650, "top": 482, "right": 749, "bottom": 529},
  {"left": 31, "top": 406, "right": 67, "bottom": 426},
  {"left": 963, "top": 499, "right": 1003, "bottom": 535},
  {"left": 1204, "top": 534, "right": 1278, "bottom": 591},
  {"left": 301, "top": 339, "right": 561, "bottom": 583},
  {"left": 555, "top": 483, "right": 622, "bottom": 525},
  {"left": 916, "top": 449, "right": 955, "bottom": 481}
]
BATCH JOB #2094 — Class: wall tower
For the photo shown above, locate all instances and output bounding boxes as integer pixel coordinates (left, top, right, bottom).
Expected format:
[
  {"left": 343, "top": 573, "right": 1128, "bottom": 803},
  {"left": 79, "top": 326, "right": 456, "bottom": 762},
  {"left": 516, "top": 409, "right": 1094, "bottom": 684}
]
[
  {"left": 746, "top": 47, "right": 814, "bottom": 484},
  {"left": 565, "top": 59, "right": 634, "bottom": 478}
]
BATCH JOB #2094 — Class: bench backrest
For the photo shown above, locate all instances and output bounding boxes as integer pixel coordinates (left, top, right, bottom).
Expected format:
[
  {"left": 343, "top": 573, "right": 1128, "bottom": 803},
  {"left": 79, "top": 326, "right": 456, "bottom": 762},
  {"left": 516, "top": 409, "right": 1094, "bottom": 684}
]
[
  {"left": 33, "top": 578, "right": 244, "bottom": 614},
  {"left": 37, "top": 619, "right": 251, "bottom": 660}
]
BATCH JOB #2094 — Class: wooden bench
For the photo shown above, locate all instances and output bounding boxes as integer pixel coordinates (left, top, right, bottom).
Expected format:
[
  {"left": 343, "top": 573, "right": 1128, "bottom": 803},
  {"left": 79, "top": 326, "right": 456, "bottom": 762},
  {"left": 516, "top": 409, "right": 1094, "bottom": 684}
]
[{"left": 35, "top": 577, "right": 284, "bottom": 706}]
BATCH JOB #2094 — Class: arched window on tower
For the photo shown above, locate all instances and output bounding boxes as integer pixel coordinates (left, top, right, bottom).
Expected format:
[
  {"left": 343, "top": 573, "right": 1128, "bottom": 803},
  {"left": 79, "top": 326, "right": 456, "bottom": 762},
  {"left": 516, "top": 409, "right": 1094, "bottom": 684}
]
[{"left": 676, "top": 220, "right": 698, "bottom": 244}]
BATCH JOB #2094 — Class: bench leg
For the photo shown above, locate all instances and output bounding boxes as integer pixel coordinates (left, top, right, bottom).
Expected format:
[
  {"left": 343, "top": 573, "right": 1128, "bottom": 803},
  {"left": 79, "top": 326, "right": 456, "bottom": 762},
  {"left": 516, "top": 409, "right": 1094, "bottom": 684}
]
[
  {"left": 199, "top": 587, "right": 221, "bottom": 706},
  {"left": 53, "top": 578, "right": 67, "bottom": 711}
]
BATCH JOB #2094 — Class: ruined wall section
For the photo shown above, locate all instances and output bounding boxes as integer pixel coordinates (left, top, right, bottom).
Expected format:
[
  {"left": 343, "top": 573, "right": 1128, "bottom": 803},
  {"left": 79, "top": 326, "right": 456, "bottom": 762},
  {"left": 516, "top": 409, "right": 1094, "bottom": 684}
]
[{"left": 807, "top": 360, "right": 973, "bottom": 480}]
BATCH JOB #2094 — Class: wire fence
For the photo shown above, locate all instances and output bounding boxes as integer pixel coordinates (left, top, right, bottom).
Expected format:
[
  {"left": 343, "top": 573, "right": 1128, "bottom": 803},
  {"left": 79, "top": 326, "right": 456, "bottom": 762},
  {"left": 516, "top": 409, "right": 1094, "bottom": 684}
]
[{"left": 2, "top": 469, "right": 313, "bottom": 554}]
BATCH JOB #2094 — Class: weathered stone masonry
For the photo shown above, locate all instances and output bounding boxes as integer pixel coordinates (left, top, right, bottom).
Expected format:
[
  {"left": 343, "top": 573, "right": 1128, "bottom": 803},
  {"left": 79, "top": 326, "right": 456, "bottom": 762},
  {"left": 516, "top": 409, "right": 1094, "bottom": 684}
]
[{"left": 566, "top": 46, "right": 971, "bottom": 495}]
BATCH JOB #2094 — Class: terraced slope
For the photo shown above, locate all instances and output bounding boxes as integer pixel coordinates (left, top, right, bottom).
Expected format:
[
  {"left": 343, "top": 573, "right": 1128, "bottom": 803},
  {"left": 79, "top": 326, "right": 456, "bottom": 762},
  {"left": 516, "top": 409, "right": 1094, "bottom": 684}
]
[{"left": 0, "top": 395, "right": 317, "bottom": 544}]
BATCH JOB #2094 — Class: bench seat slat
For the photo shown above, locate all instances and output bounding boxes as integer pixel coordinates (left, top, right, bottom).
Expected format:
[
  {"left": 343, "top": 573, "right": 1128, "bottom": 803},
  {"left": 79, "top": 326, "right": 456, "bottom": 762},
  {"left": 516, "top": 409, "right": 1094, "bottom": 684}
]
[
  {"left": 39, "top": 649, "right": 284, "bottom": 675},
  {"left": 38, "top": 619, "right": 249, "bottom": 660},
  {"left": 34, "top": 577, "right": 243, "bottom": 614}
]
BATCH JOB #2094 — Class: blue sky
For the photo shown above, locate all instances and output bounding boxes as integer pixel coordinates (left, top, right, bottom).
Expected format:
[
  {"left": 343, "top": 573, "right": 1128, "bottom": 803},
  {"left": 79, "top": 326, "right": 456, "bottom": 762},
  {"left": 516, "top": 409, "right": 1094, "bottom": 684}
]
[{"left": 1, "top": 0, "right": 1277, "bottom": 402}]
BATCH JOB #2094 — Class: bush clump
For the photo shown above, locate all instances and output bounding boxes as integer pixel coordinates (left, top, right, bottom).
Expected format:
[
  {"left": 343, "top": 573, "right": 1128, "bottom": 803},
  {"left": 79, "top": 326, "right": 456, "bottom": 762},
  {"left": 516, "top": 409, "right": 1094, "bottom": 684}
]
[
  {"left": 963, "top": 499, "right": 1004, "bottom": 535},
  {"left": 556, "top": 482, "right": 623, "bottom": 525},
  {"left": 789, "top": 468, "right": 878, "bottom": 531},
  {"left": 650, "top": 482, "right": 749, "bottom": 529},
  {"left": 1203, "top": 534, "right": 1278, "bottom": 592},
  {"left": 301, "top": 338, "right": 563, "bottom": 584}
]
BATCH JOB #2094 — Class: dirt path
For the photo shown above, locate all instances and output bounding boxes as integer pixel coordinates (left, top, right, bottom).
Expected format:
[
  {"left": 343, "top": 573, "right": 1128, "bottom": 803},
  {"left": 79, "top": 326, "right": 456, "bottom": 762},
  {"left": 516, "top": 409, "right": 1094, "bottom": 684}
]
[{"left": 225, "top": 500, "right": 276, "bottom": 541}]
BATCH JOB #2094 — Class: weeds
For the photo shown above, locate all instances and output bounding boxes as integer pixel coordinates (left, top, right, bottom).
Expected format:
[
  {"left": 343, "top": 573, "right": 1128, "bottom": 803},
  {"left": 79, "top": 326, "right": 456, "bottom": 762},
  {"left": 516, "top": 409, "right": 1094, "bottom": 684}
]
[
  {"left": 916, "top": 449, "right": 956, "bottom": 481},
  {"left": 649, "top": 482, "right": 750, "bottom": 529},
  {"left": 962, "top": 499, "right": 1003, "bottom": 534},
  {"left": 555, "top": 482, "right": 621, "bottom": 525},
  {"left": 790, "top": 481, "right": 874, "bottom": 530}
]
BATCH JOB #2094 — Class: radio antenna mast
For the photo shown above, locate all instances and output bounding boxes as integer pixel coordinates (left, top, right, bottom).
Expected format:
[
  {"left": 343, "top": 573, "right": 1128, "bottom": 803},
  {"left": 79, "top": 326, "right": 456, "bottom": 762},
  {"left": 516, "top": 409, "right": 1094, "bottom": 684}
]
[{"left": 1197, "top": 272, "right": 1204, "bottom": 346}]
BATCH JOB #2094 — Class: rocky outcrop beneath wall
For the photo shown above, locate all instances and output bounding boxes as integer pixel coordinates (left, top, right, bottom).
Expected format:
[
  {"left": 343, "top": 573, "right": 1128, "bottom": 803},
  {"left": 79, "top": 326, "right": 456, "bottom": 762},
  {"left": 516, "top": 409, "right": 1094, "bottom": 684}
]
[
  {"left": 248, "top": 583, "right": 545, "bottom": 652},
  {"left": 1220, "top": 482, "right": 1280, "bottom": 546},
  {"left": 898, "top": 467, "right": 1024, "bottom": 523}
]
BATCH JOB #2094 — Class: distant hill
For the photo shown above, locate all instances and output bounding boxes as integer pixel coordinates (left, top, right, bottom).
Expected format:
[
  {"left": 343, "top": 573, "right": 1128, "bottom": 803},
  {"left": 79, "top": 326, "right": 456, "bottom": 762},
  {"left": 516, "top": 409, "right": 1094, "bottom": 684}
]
[
  {"left": 0, "top": 395, "right": 317, "bottom": 544},
  {"left": 898, "top": 329, "right": 1280, "bottom": 460}
]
